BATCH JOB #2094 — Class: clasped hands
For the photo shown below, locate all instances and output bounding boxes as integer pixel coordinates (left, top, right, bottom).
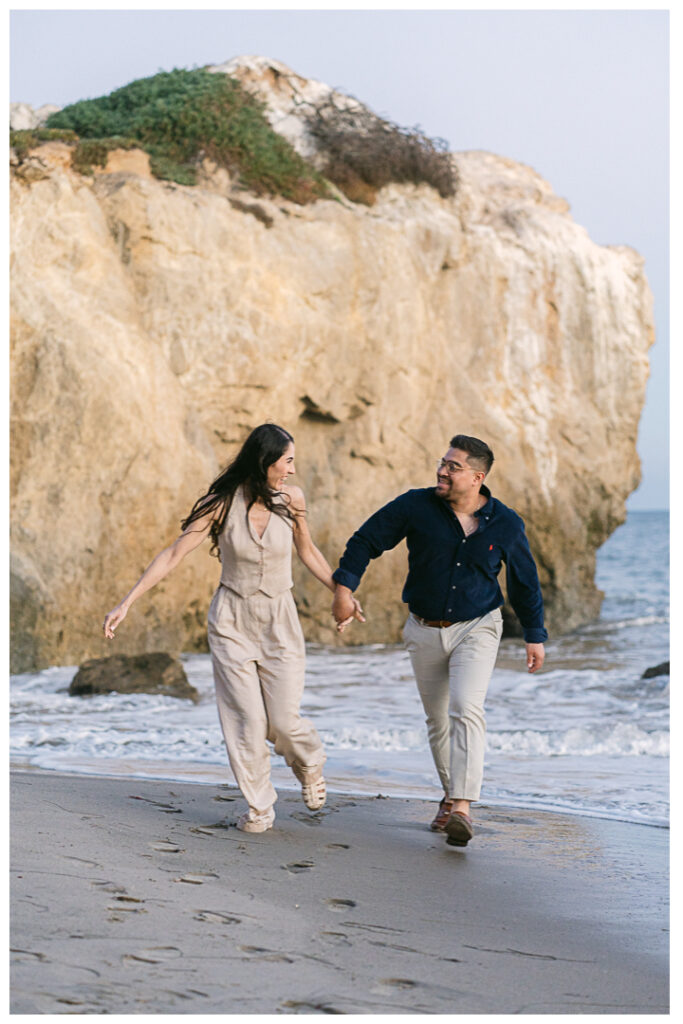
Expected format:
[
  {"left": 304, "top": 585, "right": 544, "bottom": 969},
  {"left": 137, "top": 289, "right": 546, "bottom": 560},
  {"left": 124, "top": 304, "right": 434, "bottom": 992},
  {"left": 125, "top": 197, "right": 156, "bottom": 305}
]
[{"left": 332, "top": 584, "right": 365, "bottom": 633}]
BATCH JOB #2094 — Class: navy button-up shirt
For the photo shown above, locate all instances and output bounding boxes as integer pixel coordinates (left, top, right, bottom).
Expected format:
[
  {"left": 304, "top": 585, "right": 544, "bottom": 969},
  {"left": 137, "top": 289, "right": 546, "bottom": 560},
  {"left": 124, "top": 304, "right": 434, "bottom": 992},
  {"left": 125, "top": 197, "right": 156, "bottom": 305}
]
[{"left": 333, "top": 485, "right": 547, "bottom": 644}]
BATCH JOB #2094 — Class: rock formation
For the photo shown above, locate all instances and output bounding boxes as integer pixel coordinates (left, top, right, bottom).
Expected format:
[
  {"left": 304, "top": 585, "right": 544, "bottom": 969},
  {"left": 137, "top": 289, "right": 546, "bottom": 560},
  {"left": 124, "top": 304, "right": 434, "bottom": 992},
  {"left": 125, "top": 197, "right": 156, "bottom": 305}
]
[
  {"left": 10, "top": 58, "right": 654, "bottom": 673},
  {"left": 206, "top": 55, "right": 366, "bottom": 164},
  {"left": 69, "top": 652, "right": 199, "bottom": 701},
  {"left": 10, "top": 101, "right": 62, "bottom": 131},
  {"left": 641, "top": 661, "right": 669, "bottom": 679}
]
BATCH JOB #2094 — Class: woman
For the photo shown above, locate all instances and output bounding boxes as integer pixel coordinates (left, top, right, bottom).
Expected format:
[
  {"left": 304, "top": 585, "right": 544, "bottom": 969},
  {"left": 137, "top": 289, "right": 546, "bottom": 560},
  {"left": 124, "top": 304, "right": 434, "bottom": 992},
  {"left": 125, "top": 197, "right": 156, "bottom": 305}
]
[{"left": 103, "top": 423, "right": 363, "bottom": 833}]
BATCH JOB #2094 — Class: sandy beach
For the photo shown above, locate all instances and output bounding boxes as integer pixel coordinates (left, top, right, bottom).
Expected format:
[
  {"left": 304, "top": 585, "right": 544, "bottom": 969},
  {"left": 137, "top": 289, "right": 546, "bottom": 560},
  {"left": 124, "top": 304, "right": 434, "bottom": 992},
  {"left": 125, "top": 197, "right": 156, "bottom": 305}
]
[{"left": 11, "top": 769, "right": 668, "bottom": 1014}]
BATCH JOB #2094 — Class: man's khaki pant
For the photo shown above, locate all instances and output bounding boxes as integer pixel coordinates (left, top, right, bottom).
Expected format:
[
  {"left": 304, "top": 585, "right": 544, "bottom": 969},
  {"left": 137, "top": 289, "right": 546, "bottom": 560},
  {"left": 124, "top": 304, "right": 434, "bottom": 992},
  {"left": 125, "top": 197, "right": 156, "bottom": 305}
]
[
  {"left": 402, "top": 609, "right": 503, "bottom": 801},
  {"left": 208, "top": 586, "right": 326, "bottom": 816}
]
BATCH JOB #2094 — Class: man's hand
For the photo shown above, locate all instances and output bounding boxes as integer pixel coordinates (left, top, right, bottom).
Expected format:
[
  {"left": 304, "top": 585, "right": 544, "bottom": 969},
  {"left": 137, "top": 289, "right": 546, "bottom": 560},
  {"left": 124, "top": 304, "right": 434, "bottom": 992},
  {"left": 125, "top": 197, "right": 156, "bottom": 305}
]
[
  {"left": 332, "top": 585, "right": 365, "bottom": 632},
  {"left": 525, "top": 643, "right": 545, "bottom": 673},
  {"left": 332, "top": 585, "right": 355, "bottom": 622}
]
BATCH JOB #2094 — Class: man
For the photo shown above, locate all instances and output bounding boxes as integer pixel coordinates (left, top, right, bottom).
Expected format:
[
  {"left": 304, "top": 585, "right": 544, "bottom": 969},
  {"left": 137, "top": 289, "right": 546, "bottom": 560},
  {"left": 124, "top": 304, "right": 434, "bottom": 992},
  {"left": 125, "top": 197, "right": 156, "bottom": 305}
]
[{"left": 332, "top": 434, "right": 546, "bottom": 847}]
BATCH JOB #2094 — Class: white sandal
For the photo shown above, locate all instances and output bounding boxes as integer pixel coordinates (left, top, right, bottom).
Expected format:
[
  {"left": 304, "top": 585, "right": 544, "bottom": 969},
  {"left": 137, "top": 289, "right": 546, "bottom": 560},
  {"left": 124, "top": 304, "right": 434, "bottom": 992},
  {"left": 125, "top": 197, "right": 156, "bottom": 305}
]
[
  {"left": 237, "top": 808, "right": 275, "bottom": 833},
  {"left": 301, "top": 775, "right": 327, "bottom": 811}
]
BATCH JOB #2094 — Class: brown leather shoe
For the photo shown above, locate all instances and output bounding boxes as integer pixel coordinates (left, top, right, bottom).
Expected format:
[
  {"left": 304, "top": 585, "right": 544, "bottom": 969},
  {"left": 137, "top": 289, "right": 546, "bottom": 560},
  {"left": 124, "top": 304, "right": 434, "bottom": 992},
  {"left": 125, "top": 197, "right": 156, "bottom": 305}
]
[
  {"left": 445, "top": 810, "right": 474, "bottom": 847},
  {"left": 429, "top": 797, "right": 456, "bottom": 832}
]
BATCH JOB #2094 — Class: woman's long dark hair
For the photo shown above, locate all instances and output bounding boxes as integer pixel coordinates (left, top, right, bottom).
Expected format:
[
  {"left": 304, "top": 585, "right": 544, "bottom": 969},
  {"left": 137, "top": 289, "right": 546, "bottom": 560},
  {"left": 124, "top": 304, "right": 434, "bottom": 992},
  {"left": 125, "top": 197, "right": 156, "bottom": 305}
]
[{"left": 181, "top": 423, "right": 295, "bottom": 557}]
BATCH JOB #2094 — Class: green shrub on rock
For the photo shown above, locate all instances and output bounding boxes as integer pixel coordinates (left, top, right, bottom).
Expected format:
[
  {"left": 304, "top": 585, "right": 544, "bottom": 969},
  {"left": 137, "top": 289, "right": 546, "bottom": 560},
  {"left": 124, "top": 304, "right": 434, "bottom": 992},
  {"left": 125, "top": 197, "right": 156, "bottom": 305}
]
[
  {"left": 46, "top": 68, "right": 329, "bottom": 202},
  {"left": 26, "top": 67, "right": 456, "bottom": 206},
  {"left": 10, "top": 127, "right": 78, "bottom": 159},
  {"left": 71, "top": 136, "right": 141, "bottom": 175}
]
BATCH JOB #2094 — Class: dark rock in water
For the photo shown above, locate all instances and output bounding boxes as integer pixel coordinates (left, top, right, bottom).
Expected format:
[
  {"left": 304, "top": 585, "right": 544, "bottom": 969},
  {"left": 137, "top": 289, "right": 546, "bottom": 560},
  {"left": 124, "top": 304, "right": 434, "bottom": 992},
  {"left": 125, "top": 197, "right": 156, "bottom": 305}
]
[
  {"left": 641, "top": 661, "right": 670, "bottom": 679},
  {"left": 69, "top": 652, "right": 200, "bottom": 702}
]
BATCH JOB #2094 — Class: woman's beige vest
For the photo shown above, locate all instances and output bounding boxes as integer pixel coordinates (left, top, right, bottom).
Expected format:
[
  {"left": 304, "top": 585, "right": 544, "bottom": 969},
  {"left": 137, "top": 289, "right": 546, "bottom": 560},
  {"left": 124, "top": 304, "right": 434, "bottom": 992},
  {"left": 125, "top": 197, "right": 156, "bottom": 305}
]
[{"left": 218, "top": 485, "right": 294, "bottom": 597}]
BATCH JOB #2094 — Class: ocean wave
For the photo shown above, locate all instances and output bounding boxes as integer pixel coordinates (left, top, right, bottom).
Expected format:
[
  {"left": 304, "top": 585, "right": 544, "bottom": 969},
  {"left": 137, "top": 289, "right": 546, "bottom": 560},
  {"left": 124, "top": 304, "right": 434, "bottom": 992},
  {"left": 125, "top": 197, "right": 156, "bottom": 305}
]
[
  {"left": 487, "top": 723, "right": 668, "bottom": 757},
  {"left": 9, "top": 725, "right": 225, "bottom": 764},
  {"left": 581, "top": 613, "right": 669, "bottom": 633},
  {"left": 319, "top": 726, "right": 426, "bottom": 752}
]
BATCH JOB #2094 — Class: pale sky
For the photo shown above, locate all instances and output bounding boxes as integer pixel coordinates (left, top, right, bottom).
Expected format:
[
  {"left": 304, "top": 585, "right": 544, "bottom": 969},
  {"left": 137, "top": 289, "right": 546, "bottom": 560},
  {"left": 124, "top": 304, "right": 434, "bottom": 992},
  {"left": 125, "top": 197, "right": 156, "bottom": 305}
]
[{"left": 9, "top": 6, "right": 669, "bottom": 509}]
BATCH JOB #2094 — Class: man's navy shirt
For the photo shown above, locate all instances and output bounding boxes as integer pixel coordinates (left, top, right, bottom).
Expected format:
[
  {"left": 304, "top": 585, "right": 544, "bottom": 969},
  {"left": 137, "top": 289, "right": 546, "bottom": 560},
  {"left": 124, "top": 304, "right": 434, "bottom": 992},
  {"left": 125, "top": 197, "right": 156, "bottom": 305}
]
[{"left": 332, "top": 485, "right": 548, "bottom": 644}]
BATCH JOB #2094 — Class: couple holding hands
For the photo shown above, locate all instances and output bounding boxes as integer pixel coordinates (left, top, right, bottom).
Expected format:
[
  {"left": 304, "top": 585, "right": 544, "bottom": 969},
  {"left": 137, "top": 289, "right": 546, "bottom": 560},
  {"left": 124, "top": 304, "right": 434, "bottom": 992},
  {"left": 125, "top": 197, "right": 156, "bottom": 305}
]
[{"left": 103, "top": 423, "right": 546, "bottom": 848}]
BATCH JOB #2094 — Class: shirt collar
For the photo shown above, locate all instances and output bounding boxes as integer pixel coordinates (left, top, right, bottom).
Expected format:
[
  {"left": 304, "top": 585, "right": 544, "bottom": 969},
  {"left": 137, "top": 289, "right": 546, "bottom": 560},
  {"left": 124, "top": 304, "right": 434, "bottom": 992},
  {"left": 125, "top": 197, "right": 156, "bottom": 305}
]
[
  {"left": 474, "top": 484, "right": 493, "bottom": 518},
  {"left": 432, "top": 483, "right": 494, "bottom": 519}
]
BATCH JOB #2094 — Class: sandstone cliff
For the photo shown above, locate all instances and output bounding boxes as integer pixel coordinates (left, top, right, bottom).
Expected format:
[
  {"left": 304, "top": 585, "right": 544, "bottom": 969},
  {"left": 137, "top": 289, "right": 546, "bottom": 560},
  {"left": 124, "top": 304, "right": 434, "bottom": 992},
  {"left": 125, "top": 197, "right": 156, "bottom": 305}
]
[
  {"left": 10, "top": 101, "right": 61, "bottom": 131},
  {"left": 10, "top": 59, "right": 654, "bottom": 672}
]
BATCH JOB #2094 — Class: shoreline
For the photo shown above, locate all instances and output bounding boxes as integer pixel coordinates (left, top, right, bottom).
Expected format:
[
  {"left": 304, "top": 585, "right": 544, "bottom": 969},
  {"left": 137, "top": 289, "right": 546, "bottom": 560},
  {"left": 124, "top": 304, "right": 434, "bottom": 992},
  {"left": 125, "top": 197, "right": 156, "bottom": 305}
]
[
  {"left": 11, "top": 768, "right": 669, "bottom": 1014},
  {"left": 11, "top": 761, "right": 670, "bottom": 830}
]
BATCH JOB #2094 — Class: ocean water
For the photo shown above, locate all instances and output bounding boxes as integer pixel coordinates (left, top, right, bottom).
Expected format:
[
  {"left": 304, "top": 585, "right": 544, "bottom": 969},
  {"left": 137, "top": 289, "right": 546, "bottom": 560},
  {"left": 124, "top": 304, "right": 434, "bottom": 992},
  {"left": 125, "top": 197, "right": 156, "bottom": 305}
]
[{"left": 10, "top": 511, "right": 669, "bottom": 827}]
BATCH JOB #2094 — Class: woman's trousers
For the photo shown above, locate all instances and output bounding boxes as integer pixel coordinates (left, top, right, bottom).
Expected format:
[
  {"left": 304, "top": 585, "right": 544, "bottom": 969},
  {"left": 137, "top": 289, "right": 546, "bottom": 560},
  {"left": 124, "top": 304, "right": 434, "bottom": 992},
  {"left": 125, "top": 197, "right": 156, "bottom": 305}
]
[{"left": 208, "top": 585, "right": 326, "bottom": 815}]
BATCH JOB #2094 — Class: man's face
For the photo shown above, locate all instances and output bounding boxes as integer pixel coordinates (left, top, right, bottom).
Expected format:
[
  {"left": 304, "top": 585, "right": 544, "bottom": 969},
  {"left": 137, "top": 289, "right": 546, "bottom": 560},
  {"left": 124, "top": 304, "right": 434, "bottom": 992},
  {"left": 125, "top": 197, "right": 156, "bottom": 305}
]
[{"left": 435, "top": 447, "right": 484, "bottom": 502}]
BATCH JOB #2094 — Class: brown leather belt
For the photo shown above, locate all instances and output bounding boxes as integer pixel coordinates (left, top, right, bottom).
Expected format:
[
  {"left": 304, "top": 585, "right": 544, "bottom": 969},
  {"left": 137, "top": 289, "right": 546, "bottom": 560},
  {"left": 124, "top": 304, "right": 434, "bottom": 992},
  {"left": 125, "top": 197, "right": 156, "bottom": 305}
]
[{"left": 414, "top": 616, "right": 456, "bottom": 628}]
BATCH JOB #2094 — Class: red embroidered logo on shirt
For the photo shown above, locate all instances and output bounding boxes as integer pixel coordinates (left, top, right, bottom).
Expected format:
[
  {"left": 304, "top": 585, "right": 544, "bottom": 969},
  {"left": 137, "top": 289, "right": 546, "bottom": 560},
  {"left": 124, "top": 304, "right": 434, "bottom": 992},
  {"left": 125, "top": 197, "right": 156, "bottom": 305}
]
[{"left": 489, "top": 545, "right": 493, "bottom": 550}]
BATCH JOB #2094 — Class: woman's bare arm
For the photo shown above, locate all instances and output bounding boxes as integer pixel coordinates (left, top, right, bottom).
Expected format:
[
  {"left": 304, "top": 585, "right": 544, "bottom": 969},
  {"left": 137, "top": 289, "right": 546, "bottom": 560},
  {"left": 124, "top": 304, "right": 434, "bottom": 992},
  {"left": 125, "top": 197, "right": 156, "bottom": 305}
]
[
  {"left": 103, "top": 509, "right": 214, "bottom": 639},
  {"left": 286, "top": 486, "right": 365, "bottom": 629}
]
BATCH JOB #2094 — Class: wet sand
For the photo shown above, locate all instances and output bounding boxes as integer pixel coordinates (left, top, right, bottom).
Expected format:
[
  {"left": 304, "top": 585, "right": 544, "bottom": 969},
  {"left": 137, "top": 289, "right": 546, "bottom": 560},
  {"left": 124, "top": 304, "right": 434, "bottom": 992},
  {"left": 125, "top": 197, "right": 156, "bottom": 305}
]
[{"left": 11, "top": 769, "right": 668, "bottom": 1014}]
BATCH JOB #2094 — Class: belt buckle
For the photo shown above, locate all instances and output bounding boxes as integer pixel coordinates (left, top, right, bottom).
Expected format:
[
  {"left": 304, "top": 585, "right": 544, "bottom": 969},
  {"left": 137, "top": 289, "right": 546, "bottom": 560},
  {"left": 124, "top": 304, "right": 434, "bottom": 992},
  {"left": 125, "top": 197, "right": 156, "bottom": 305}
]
[{"left": 418, "top": 615, "right": 450, "bottom": 628}]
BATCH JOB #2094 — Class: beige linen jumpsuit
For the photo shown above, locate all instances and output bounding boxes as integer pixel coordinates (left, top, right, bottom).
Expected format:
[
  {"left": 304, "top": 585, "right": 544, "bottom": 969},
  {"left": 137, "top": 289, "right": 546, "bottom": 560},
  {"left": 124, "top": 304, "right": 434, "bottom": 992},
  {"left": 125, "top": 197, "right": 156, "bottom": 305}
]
[{"left": 207, "top": 485, "right": 326, "bottom": 825}]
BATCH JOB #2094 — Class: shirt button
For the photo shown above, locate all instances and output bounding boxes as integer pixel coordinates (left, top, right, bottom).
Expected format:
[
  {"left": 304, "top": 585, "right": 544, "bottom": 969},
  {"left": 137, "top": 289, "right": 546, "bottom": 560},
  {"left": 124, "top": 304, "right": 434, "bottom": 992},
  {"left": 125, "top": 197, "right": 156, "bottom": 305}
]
[
  {"left": 456, "top": 562, "right": 461, "bottom": 566},
  {"left": 452, "top": 585, "right": 456, "bottom": 590}
]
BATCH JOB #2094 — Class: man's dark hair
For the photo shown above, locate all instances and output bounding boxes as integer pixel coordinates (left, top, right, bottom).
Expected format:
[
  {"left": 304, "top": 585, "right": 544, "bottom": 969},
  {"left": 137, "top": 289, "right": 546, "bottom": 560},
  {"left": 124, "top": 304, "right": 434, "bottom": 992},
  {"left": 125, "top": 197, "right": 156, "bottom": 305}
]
[{"left": 449, "top": 434, "right": 494, "bottom": 475}]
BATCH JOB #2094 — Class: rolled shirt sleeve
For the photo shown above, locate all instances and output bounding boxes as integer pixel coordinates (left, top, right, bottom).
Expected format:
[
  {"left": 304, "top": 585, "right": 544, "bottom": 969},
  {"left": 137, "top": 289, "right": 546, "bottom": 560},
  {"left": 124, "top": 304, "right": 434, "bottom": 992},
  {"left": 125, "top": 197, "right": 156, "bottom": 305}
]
[{"left": 332, "top": 493, "right": 411, "bottom": 591}]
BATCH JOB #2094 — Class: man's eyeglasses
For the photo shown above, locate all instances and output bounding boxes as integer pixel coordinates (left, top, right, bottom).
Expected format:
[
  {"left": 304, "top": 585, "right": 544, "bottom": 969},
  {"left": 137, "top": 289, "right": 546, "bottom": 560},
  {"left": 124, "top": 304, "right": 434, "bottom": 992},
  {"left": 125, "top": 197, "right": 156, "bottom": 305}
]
[{"left": 436, "top": 459, "right": 466, "bottom": 474}]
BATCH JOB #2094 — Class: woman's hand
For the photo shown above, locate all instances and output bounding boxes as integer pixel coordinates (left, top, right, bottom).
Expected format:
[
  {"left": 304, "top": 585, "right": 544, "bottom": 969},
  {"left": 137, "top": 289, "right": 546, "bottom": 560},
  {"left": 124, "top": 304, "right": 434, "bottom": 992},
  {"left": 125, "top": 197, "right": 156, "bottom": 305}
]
[
  {"left": 335, "top": 594, "right": 366, "bottom": 633},
  {"left": 99, "top": 511, "right": 215, "bottom": 641},
  {"left": 103, "top": 603, "right": 128, "bottom": 639}
]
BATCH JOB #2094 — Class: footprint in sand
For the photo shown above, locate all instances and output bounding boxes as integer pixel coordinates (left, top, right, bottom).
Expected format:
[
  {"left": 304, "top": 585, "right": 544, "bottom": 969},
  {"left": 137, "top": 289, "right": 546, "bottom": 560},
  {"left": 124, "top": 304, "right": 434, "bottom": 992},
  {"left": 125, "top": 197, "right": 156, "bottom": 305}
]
[
  {"left": 213, "top": 793, "right": 238, "bottom": 802},
  {"left": 281, "top": 999, "right": 342, "bottom": 1013},
  {"left": 324, "top": 843, "right": 349, "bottom": 850},
  {"left": 171, "top": 988, "right": 210, "bottom": 1000},
  {"left": 343, "top": 921, "right": 404, "bottom": 934},
  {"left": 290, "top": 810, "right": 328, "bottom": 826},
  {"left": 373, "top": 978, "right": 419, "bottom": 992},
  {"left": 193, "top": 821, "right": 243, "bottom": 835},
  {"left": 10, "top": 948, "right": 47, "bottom": 963},
  {"left": 324, "top": 898, "right": 357, "bottom": 912},
  {"left": 282, "top": 860, "right": 314, "bottom": 874},
  {"left": 62, "top": 854, "right": 101, "bottom": 869},
  {"left": 174, "top": 873, "right": 219, "bottom": 885},
  {"left": 129, "top": 795, "right": 182, "bottom": 814},
  {"left": 194, "top": 910, "right": 241, "bottom": 925},
  {"left": 123, "top": 946, "right": 182, "bottom": 964},
  {"left": 159, "top": 988, "right": 210, "bottom": 1003},
  {"left": 107, "top": 895, "right": 147, "bottom": 922},
  {"left": 149, "top": 841, "right": 183, "bottom": 853},
  {"left": 319, "top": 930, "right": 352, "bottom": 947},
  {"left": 91, "top": 881, "right": 127, "bottom": 894},
  {"left": 239, "top": 945, "right": 293, "bottom": 963}
]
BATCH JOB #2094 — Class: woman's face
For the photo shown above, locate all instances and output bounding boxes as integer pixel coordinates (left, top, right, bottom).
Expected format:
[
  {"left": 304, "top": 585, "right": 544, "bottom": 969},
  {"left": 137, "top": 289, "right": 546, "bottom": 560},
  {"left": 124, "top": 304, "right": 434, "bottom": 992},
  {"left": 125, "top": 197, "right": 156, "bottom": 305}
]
[{"left": 266, "top": 442, "right": 296, "bottom": 491}]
